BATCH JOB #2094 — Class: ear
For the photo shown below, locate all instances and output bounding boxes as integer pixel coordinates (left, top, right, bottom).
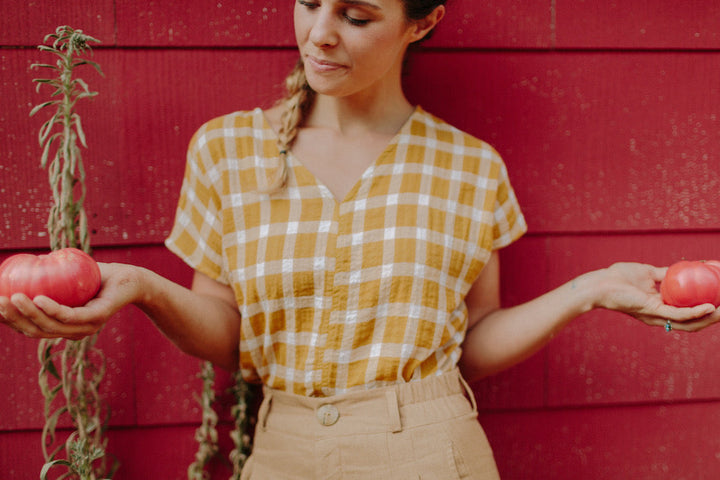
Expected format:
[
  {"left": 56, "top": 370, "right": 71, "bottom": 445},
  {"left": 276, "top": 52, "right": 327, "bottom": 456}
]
[{"left": 408, "top": 5, "right": 446, "bottom": 43}]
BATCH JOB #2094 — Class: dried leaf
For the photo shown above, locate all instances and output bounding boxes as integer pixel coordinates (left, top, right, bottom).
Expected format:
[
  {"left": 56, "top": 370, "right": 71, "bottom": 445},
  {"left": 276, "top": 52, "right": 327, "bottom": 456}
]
[
  {"left": 73, "top": 59, "right": 104, "bottom": 76},
  {"left": 31, "top": 63, "right": 59, "bottom": 71},
  {"left": 38, "top": 115, "right": 61, "bottom": 147},
  {"left": 40, "top": 459, "right": 73, "bottom": 480},
  {"left": 73, "top": 114, "right": 87, "bottom": 148},
  {"left": 30, "top": 100, "right": 57, "bottom": 118},
  {"left": 41, "top": 133, "right": 61, "bottom": 168}
]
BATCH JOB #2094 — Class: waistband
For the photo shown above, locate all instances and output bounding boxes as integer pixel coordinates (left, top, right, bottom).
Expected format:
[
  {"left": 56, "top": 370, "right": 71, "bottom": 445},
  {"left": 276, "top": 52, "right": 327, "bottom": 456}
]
[{"left": 258, "top": 368, "right": 478, "bottom": 437}]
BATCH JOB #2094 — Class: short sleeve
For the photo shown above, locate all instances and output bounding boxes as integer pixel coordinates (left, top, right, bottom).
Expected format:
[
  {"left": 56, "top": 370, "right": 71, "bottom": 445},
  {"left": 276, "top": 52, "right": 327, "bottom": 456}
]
[
  {"left": 165, "top": 124, "right": 228, "bottom": 284},
  {"left": 491, "top": 156, "right": 527, "bottom": 250}
]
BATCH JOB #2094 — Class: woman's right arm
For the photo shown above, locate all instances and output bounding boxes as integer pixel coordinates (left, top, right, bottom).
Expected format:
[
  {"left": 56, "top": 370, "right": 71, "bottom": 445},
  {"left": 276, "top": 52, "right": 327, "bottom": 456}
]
[{"left": 0, "top": 263, "right": 242, "bottom": 371}]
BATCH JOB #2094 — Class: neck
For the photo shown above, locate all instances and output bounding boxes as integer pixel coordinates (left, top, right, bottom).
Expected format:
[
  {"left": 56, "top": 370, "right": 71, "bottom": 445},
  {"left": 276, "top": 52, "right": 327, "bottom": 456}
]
[
  {"left": 305, "top": 64, "right": 415, "bottom": 136},
  {"left": 308, "top": 94, "right": 414, "bottom": 136}
]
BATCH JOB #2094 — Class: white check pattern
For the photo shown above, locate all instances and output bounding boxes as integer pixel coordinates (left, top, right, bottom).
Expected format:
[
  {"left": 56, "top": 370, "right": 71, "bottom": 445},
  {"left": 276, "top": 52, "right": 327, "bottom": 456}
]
[{"left": 166, "top": 107, "right": 526, "bottom": 396}]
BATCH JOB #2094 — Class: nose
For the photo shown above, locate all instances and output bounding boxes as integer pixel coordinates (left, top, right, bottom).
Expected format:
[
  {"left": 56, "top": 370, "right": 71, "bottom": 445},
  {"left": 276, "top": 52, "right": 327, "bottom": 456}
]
[{"left": 308, "top": 10, "right": 339, "bottom": 48}]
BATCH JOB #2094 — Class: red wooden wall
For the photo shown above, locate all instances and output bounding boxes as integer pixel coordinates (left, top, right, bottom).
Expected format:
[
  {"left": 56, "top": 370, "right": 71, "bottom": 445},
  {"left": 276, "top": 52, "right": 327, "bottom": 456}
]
[{"left": 1, "top": 1, "right": 719, "bottom": 478}]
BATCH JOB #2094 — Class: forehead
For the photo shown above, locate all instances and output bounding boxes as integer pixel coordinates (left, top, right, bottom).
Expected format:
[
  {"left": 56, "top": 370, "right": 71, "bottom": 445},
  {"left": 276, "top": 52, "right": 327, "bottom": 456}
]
[{"left": 307, "top": 0, "right": 403, "bottom": 10}]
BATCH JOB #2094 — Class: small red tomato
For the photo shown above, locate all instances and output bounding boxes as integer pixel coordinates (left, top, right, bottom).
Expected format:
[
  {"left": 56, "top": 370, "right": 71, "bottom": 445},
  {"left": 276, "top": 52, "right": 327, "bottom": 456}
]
[
  {"left": 660, "top": 260, "right": 720, "bottom": 308},
  {"left": 0, "top": 248, "right": 101, "bottom": 307}
]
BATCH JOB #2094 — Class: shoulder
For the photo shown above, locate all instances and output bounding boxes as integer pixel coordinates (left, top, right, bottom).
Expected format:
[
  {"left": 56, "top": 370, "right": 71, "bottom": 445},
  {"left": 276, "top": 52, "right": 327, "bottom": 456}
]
[
  {"left": 409, "top": 107, "right": 505, "bottom": 170},
  {"left": 188, "top": 109, "right": 265, "bottom": 152}
]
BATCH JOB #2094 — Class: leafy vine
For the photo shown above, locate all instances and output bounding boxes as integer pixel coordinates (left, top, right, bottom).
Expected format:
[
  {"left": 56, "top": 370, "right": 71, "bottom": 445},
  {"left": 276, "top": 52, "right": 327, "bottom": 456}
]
[
  {"left": 188, "top": 361, "right": 220, "bottom": 480},
  {"left": 30, "top": 26, "right": 115, "bottom": 480},
  {"left": 228, "top": 371, "right": 254, "bottom": 479},
  {"left": 30, "top": 25, "right": 256, "bottom": 480}
]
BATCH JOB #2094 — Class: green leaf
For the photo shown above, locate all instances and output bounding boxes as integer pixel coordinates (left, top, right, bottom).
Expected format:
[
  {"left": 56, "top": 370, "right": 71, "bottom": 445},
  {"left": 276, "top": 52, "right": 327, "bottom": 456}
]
[
  {"left": 43, "top": 405, "right": 68, "bottom": 439},
  {"left": 73, "top": 77, "right": 91, "bottom": 94},
  {"left": 68, "top": 92, "right": 98, "bottom": 111},
  {"left": 40, "top": 459, "right": 73, "bottom": 479},
  {"left": 73, "top": 59, "right": 104, "bottom": 76},
  {"left": 38, "top": 115, "right": 59, "bottom": 146},
  {"left": 42, "top": 32, "right": 59, "bottom": 44},
  {"left": 72, "top": 114, "right": 87, "bottom": 148},
  {"left": 31, "top": 63, "right": 59, "bottom": 71},
  {"left": 29, "top": 100, "right": 57, "bottom": 117},
  {"left": 32, "top": 78, "right": 58, "bottom": 84},
  {"left": 37, "top": 44, "right": 66, "bottom": 60},
  {"left": 41, "top": 133, "right": 61, "bottom": 167},
  {"left": 45, "top": 356, "right": 61, "bottom": 380},
  {"left": 33, "top": 79, "right": 60, "bottom": 94},
  {"left": 74, "top": 91, "right": 98, "bottom": 101}
]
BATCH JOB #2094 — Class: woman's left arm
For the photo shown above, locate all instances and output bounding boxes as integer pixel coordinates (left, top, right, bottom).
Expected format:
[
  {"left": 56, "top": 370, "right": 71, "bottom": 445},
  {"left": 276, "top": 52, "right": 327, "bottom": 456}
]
[{"left": 459, "top": 252, "right": 720, "bottom": 382}]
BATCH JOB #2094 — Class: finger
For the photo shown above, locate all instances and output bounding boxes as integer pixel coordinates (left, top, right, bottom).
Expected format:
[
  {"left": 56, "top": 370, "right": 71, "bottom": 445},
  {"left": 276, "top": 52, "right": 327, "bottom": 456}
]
[
  {"left": 661, "top": 310, "right": 720, "bottom": 333},
  {"left": 10, "top": 292, "right": 40, "bottom": 317},
  {"left": 33, "top": 295, "right": 80, "bottom": 322},
  {"left": 1, "top": 300, "right": 60, "bottom": 338},
  {"left": 10, "top": 293, "right": 98, "bottom": 338},
  {"left": 0, "top": 296, "right": 35, "bottom": 335},
  {"left": 649, "top": 265, "right": 669, "bottom": 283},
  {"left": 34, "top": 294, "right": 110, "bottom": 328},
  {"left": 655, "top": 303, "right": 716, "bottom": 322},
  {"left": 0, "top": 296, "right": 10, "bottom": 321}
]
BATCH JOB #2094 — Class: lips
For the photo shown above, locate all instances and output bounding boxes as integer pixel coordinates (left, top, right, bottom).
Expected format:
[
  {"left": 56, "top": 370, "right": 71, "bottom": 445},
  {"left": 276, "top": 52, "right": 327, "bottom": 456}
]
[{"left": 305, "top": 55, "right": 346, "bottom": 72}]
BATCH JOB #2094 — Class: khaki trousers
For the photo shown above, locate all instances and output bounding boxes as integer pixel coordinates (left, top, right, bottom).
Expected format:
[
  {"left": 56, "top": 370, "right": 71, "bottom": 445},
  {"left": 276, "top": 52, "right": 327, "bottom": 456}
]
[{"left": 241, "top": 369, "right": 501, "bottom": 480}]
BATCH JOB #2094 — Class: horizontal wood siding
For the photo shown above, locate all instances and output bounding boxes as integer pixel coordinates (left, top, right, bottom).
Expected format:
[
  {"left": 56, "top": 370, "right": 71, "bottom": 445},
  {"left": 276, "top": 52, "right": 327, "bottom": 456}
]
[{"left": 1, "top": 1, "right": 719, "bottom": 478}]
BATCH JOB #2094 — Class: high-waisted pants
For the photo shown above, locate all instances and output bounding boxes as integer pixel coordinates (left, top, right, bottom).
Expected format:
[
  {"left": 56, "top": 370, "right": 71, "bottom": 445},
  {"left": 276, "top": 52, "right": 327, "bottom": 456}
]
[{"left": 240, "top": 369, "right": 501, "bottom": 480}]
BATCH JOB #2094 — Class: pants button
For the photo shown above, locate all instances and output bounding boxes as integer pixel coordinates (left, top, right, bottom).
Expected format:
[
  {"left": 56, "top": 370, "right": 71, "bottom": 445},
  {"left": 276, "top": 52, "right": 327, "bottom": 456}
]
[{"left": 316, "top": 404, "right": 340, "bottom": 426}]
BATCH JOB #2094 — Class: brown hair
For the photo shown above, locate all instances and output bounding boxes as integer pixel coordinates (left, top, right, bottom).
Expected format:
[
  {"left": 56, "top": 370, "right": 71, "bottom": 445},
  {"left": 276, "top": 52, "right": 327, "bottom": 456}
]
[
  {"left": 262, "top": 0, "right": 446, "bottom": 193},
  {"left": 260, "top": 59, "right": 316, "bottom": 193}
]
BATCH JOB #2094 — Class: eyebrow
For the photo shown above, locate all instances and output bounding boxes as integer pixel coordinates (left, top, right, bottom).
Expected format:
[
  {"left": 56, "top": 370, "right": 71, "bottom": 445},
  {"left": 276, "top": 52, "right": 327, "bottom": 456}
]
[{"left": 340, "top": 0, "right": 381, "bottom": 10}]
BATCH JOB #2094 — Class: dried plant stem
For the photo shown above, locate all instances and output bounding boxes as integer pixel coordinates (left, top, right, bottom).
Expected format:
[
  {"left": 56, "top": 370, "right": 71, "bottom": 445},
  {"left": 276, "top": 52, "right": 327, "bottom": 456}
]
[
  {"left": 39, "top": 337, "right": 111, "bottom": 480},
  {"left": 229, "top": 372, "right": 253, "bottom": 480},
  {"left": 31, "top": 26, "right": 114, "bottom": 480},
  {"left": 188, "top": 361, "right": 220, "bottom": 480}
]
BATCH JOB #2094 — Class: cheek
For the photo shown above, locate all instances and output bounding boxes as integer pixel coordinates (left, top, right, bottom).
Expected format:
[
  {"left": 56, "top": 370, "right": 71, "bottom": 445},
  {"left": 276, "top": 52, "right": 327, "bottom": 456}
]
[
  {"left": 293, "top": 5, "right": 310, "bottom": 45},
  {"left": 293, "top": 18, "right": 304, "bottom": 45},
  {"left": 353, "top": 30, "right": 406, "bottom": 65}
]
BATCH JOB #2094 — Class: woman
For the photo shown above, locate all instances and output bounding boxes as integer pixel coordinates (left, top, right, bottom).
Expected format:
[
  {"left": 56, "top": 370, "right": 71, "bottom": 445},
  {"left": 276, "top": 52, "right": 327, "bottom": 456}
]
[{"left": 2, "top": 1, "right": 718, "bottom": 478}]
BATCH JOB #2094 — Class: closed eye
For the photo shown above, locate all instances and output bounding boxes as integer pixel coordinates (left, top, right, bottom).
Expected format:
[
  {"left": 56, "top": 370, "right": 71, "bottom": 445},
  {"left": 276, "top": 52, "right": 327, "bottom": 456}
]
[
  {"left": 344, "top": 14, "right": 370, "bottom": 26},
  {"left": 297, "top": 0, "right": 319, "bottom": 9},
  {"left": 298, "top": 0, "right": 373, "bottom": 27}
]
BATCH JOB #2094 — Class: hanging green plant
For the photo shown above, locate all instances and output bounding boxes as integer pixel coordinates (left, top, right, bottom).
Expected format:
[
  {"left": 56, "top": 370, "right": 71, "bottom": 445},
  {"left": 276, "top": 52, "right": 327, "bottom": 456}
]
[
  {"left": 30, "top": 25, "right": 117, "bottom": 480},
  {"left": 188, "top": 363, "right": 255, "bottom": 479},
  {"left": 188, "top": 361, "right": 220, "bottom": 480},
  {"left": 228, "top": 371, "right": 254, "bottom": 479}
]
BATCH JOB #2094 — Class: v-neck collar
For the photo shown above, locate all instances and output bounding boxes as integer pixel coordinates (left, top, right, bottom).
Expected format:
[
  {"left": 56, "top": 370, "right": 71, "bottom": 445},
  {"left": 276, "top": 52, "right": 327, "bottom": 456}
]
[{"left": 257, "top": 106, "right": 421, "bottom": 205}]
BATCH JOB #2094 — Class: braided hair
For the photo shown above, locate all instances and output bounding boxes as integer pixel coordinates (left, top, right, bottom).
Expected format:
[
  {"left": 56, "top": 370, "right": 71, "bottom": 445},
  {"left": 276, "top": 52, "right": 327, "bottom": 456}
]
[{"left": 260, "top": 59, "right": 315, "bottom": 193}]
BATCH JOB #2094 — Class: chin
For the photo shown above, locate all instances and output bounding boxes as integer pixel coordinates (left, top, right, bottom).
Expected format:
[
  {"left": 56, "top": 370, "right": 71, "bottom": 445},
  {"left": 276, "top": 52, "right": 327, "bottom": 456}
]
[
  {"left": 306, "top": 81, "right": 349, "bottom": 98},
  {"left": 305, "top": 71, "right": 354, "bottom": 94}
]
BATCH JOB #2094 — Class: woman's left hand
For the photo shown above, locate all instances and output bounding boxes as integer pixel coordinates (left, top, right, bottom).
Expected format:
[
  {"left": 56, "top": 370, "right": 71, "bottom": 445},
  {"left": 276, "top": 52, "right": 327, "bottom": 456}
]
[{"left": 593, "top": 262, "right": 720, "bottom": 332}]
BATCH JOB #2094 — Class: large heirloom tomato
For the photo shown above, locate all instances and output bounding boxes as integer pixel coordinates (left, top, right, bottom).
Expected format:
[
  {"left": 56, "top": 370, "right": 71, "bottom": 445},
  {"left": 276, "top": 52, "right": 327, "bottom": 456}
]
[
  {"left": 0, "top": 248, "right": 102, "bottom": 307},
  {"left": 660, "top": 260, "right": 720, "bottom": 308}
]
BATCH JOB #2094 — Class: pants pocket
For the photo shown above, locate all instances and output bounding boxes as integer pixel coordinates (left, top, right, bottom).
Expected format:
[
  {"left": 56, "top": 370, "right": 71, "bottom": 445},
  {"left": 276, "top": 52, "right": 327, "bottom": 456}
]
[
  {"left": 387, "top": 424, "right": 462, "bottom": 480},
  {"left": 442, "top": 415, "right": 501, "bottom": 480}
]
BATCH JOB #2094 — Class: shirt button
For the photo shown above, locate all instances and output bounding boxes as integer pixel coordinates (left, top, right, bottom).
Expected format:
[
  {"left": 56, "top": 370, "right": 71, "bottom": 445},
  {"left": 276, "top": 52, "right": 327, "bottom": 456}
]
[{"left": 316, "top": 404, "right": 340, "bottom": 426}]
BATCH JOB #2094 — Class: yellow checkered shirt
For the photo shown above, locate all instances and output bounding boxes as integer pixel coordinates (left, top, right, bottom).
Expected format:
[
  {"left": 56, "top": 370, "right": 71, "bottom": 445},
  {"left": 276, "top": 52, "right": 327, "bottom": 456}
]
[{"left": 165, "top": 106, "right": 526, "bottom": 397}]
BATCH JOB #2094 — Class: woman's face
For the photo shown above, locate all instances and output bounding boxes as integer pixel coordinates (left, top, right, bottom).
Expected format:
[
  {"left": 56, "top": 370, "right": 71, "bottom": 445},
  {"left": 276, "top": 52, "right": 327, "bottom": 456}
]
[{"left": 294, "top": 0, "right": 421, "bottom": 99}]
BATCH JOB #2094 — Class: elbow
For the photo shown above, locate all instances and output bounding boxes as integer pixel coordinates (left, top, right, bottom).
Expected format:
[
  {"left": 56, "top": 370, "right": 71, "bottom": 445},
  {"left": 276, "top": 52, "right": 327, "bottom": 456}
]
[{"left": 458, "top": 354, "right": 489, "bottom": 383}]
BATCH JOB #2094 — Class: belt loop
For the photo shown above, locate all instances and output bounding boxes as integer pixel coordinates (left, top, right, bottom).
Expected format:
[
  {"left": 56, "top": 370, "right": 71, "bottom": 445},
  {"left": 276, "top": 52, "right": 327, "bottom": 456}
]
[
  {"left": 258, "top": 389, "right": 274, "bottom": 431},
  {"left": 386, "top": 390, "right": 402, "bottom": 433},
  {"left": 458, "top": 371, "right": 478, "bottom": 413}
]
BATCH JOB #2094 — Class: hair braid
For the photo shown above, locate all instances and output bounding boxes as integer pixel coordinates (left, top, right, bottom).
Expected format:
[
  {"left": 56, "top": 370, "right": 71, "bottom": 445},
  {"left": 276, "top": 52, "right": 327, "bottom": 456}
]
[{"left": 261, "top": 59, "right": 315, "bottom": 194}]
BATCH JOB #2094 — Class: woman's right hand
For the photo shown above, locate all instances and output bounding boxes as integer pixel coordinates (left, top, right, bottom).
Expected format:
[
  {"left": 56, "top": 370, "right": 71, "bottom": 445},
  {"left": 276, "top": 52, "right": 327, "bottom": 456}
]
[{"left": 0, "top": 262, "right": 141, "bottom": 340}]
